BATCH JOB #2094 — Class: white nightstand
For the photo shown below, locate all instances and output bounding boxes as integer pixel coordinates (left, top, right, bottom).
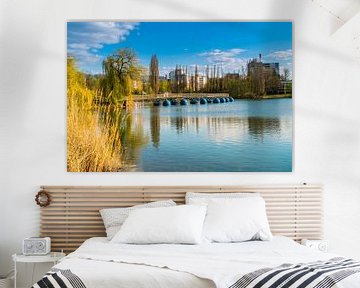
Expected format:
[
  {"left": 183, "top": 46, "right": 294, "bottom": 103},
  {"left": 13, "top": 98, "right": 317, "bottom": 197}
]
[
  {"left": 301, "top": 239, "right": 328, "bottom": 252},
  {"left": 12, "top": 252, "right": 65, "bottom": 288}
]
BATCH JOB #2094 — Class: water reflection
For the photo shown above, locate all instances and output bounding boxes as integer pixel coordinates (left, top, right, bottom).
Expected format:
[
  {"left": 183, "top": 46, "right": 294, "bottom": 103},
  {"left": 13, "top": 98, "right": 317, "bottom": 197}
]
[
  {"left": 122, "top": 112, "right": 148, "bottom": 169},
  {"left": 247, "top": 117, "right": 281, "bottom": 141},
  {"left": 132, "top": 98, "right": 292, "bottom": 171},
  {"left": 99, "top": 106, "right": 148, "bottom": 170},
  {"left": 163, "top": 115, "right": 283, "bottom": 141},
  {"left": 150, "top": 107, "right": 160, "bottom": 148},
  {"left": 171, "top": 116, "right": 189, "bottom": 134}
]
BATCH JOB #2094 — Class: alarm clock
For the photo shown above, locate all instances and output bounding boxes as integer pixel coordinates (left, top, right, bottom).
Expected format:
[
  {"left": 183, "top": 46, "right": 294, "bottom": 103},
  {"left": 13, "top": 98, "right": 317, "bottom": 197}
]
[
  {"left": 23, "top": 237, "right": 51, "bottom": 255},
  {"left": 301, "top": 239, "right": 328, "bottom": 252}
]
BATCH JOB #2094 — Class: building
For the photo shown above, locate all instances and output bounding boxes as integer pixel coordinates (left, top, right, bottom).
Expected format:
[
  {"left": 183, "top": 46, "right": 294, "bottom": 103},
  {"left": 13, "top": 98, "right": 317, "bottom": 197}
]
[
  {"left": 247, "top": 54, "right": 280, "bottom": 77},
  {"left": 169, "top": 65, "right": 207, "bottom": 92},
  {"left": 198, "top": 74, "right": 207, "bottom": 89},
  {"left": 263, "top": 62, "right": 280, "bottom": 76},
  {"left": 187, "top": 73, "right": 207, "bottom": 92},
  {"left": 224, "top": 73, "right": 241, "bottom": 81}
]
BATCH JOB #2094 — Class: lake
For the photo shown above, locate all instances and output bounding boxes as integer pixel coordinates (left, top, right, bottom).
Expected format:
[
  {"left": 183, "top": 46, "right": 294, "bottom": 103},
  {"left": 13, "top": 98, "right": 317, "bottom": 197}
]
[{"left": 127, "top": 98, "right": 292, "bottom": 172}]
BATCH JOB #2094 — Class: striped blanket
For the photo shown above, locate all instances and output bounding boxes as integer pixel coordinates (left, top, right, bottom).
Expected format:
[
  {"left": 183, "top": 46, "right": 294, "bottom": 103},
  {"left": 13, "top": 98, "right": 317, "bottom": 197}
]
[
  {"left": 32, "top": 268, "right": 86, "bottom": 288},
  {"left": 230, "top": 258, "right": 360, "bottom": 288},
  {"left": 32, "top": 258, "right": 360, "bottom": 288}
]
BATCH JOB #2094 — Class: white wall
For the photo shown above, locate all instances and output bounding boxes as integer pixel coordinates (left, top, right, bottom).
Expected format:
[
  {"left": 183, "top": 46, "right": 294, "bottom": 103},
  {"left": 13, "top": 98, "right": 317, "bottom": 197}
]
[{"left": 1, "top": 0, "right": 360, "bottom": 285}]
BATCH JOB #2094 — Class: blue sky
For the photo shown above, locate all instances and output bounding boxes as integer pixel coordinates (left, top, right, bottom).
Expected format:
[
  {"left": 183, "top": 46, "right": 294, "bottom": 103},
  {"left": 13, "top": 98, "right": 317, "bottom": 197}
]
[{"left": 67, "top": 22, "right": 292, "bottom": 77}]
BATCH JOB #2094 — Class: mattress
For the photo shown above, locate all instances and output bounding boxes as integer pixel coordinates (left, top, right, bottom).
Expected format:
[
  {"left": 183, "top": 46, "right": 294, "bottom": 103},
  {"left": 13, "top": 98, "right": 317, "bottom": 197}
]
[{"left": 36, "top": 236, "right": 360, "bottom": 288}]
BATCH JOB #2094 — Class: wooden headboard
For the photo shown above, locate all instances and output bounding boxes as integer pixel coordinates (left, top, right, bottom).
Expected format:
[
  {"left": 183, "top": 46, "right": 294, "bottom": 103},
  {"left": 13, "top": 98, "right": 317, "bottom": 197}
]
[{"left": 39, "top": 184, "right": 323, "bottom": 253}]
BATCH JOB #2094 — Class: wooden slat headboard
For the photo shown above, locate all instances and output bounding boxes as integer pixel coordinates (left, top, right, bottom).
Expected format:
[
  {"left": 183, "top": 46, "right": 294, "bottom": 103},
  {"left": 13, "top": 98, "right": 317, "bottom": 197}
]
[{"left": 39, "top": 184, "right": 323, "bottom": 253}]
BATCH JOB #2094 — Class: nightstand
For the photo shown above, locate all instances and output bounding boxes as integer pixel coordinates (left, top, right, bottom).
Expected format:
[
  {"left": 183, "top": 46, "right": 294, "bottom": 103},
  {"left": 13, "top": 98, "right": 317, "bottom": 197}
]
[
  {"left": 301, "top": 239, "right": 328, "bottom": 252},
  {"left": 12, "top": 252, "right": 65, "bottom": 288}
]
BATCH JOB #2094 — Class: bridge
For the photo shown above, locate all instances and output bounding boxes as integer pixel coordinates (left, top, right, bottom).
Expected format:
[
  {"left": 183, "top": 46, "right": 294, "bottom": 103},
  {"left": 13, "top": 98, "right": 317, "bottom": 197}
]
[{"left": 132, "top": 93, "right": 230, "bottom": 102}]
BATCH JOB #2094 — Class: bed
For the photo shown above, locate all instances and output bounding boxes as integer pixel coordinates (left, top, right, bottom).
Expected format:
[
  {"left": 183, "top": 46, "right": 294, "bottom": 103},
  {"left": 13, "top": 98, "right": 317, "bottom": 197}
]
[
  {"left": 33, "top": 185, "right": 360, "bottom": 288},
  {"left": 33, "top": 236, "right": 360, "bottom": 288}
]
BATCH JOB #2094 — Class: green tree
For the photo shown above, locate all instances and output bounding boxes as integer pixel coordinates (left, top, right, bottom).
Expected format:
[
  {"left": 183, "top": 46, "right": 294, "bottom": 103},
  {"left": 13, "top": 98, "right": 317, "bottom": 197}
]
[
  {"left": 101, "top": 48, "right": 140, "bottom": 103},
  {"left": 149, "top": 54, "right": 159, "bottom": 95},
  {"left": 159, "top": 80, "right": 168, "bottom": 93}
]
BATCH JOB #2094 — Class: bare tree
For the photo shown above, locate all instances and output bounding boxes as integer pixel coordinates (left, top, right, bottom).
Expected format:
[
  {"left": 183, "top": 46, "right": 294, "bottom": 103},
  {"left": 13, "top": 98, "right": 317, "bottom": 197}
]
[
  {"left": 283, "top": 68, "right": 290, "bottom": 81},
  {"left": 195, "top": 65, "right": 199, "bottom": 92}
]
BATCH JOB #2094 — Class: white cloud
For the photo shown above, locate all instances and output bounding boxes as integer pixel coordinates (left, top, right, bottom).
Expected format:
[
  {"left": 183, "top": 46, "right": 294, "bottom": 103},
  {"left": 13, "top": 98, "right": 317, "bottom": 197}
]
[
  {"left": 198, "top": 48, "right": 247, "bottom": 73},
  {"left": 267, "top": 49, "right": 292, "bottom": 60},
  {"left": 67, "top": 22, "right": 138, "bottom": 73},
  {"left": 199, "top": 48, "right": 245, "bottom": 58},
  {"left": 159, "top": 66, "right": 174, "bottom": 76}
]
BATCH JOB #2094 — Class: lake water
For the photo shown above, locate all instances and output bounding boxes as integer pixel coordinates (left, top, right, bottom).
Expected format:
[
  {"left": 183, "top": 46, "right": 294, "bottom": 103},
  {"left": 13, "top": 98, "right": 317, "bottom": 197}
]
[{"left": 129, "top": 98, "right": 292, "bottom": 172}]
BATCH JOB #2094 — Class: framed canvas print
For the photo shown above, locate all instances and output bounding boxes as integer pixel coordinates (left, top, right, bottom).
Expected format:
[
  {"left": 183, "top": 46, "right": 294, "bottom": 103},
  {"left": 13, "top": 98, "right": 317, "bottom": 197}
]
[{"left": 67, "top": 21, "right": 292, "bottom": 172}]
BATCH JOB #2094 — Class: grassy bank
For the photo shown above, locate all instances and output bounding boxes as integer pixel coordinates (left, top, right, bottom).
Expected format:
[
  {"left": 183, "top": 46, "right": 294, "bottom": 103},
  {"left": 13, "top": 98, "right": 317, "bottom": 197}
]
[
  {"left": 262, "top": 94, "right": 292, "bottom": 99},
  {"left": 232, "top": 94, "right": 292, "bottom": 100}
]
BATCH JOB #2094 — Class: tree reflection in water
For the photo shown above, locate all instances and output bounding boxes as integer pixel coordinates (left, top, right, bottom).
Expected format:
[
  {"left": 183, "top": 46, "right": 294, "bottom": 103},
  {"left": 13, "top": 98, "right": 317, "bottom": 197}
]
[
  {"left": 247, "top": 117, "right": 281, "bottom": 141},
  {"left": 167, "top": 115, "right": 283, "bottom": 141},
  {"left": 150, "top": 106, "right": 160, "bottom": 148},
  {"left": 99, "top": 106, "right": 148, "bottom": 170}
]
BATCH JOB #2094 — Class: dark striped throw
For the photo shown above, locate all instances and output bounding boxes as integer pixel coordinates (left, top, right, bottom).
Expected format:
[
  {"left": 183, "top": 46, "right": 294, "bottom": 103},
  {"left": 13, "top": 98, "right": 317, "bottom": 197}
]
[
  {"left": 229, "top": 257, "right": 360, "bottom": 288},
  {"left": 32, "top": 268, "right": 86, "bottom": 288}
]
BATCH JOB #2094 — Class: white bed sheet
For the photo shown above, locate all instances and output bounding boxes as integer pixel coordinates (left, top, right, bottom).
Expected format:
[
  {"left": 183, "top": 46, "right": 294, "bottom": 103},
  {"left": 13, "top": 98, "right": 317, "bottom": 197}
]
[
  {"left": 54, "top": 236, "right": 360, "bottom": 288},
  {"left": 56, "top": 258, "right": 214, "bottom": 288}
]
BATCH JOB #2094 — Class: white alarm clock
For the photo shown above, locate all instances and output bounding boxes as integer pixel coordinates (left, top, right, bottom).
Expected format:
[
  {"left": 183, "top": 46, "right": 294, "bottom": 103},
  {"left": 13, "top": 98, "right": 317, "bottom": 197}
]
[
  {"left": 301, "top": 239, "right": 328, "bottom": 252},
  {"left": 23, "top": 237, "right": 51, "bottom": 255}
]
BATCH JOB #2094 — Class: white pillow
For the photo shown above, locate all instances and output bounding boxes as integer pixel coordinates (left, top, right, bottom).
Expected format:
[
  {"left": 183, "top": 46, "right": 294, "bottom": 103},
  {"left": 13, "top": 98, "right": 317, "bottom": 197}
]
[
  {"left": 100, "top": 200, "right": 176, "bottom": 240},
  {"left": 202, "top": 197, "right": 272, "bottom": 243},
  {"left": 186, "top": 192, "right": 259, "bottom": 204},
  {"left": 111, "top": 205, "right": 207, "bottom": 244}
]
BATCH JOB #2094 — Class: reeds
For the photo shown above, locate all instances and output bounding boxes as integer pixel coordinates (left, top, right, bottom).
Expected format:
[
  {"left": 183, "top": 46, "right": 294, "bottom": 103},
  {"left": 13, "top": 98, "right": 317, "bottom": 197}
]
[{"left": 67, "top": 58, "right": 123, "bottom": 172}]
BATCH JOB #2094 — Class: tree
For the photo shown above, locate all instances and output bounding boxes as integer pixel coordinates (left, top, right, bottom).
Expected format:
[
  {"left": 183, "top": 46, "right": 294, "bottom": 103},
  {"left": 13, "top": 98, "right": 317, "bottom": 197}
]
[
  {"left": 159, "top": 80, "right": 168, "bottom": 93},
  {"left": 149, "top": 54, "right": 159, "bottom": 95},
  {"left": 281, "top": 68, "right": 291, "bottom": 95},
  {"left": 264, "top": 70, "right": 281, "bottom": 95},
  {"left": 249, "top": 66, "right": 265, "bottom": 97},
  {"left": 282, "top": 68, "right": 290, "bottom": 81},
  {"left": 101, "top": 48, "right": 140, "bottom": 103}
]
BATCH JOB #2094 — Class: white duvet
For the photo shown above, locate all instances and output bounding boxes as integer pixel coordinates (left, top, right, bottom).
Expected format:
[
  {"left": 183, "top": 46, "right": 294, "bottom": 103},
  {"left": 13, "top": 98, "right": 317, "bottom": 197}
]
[{"left": 54, "top": 237, "right": 360, "bottom": 288}]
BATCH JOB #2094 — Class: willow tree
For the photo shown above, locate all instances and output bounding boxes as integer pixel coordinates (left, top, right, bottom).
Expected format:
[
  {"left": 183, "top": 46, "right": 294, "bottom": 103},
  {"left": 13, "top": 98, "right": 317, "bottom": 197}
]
[
  {"left": 149, "top": 54, "right": 159, "bottom": 95},
  {"left": 101, "top": 48, "right": 140, "bottom": 104}
]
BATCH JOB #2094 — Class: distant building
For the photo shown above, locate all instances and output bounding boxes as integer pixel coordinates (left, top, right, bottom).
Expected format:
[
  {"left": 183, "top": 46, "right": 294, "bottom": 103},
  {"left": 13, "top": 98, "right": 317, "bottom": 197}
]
[
  {"left": 169, "top": 70, "right": 176, "bottom": 81},
  {"left": 247, "top": 60, "right": 263, "bottom": 77},
  {"left": 171, "top": 66, "right": 188, "bottom": 92},
  {"left": 188, "top": 73, "right": 207, "bottom": 92},
  {"left": 247, "top": 54, "right": 280, "bottom": 77},
  {"left": 263, "top": 62, "right": 280, "bottom": 76},
  {"left": 224, "top": 73, "right": 241, "bottom": 80},
  {"left": 169, "top": 65, "right": 207, "bottom": 92},
  {"left": 198, "top": 74, "right": 207, "bottom": 89}
]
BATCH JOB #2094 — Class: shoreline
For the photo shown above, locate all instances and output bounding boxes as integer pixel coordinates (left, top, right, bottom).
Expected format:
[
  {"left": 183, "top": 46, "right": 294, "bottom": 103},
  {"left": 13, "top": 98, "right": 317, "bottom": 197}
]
[
  {"left": 94, "top": 94, "right": 293, "bottom": 107},
  {"left": 233, "top": 94, "right": 292, "bottom": 100},
  {"left": 261, "top": 94, "right": 292, "bottom": 99}
]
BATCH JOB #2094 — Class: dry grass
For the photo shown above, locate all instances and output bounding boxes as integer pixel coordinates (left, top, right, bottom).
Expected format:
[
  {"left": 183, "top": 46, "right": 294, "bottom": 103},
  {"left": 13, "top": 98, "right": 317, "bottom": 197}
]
[{"left": 67, "top": 59, "right": 123, "bottom": 172}]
